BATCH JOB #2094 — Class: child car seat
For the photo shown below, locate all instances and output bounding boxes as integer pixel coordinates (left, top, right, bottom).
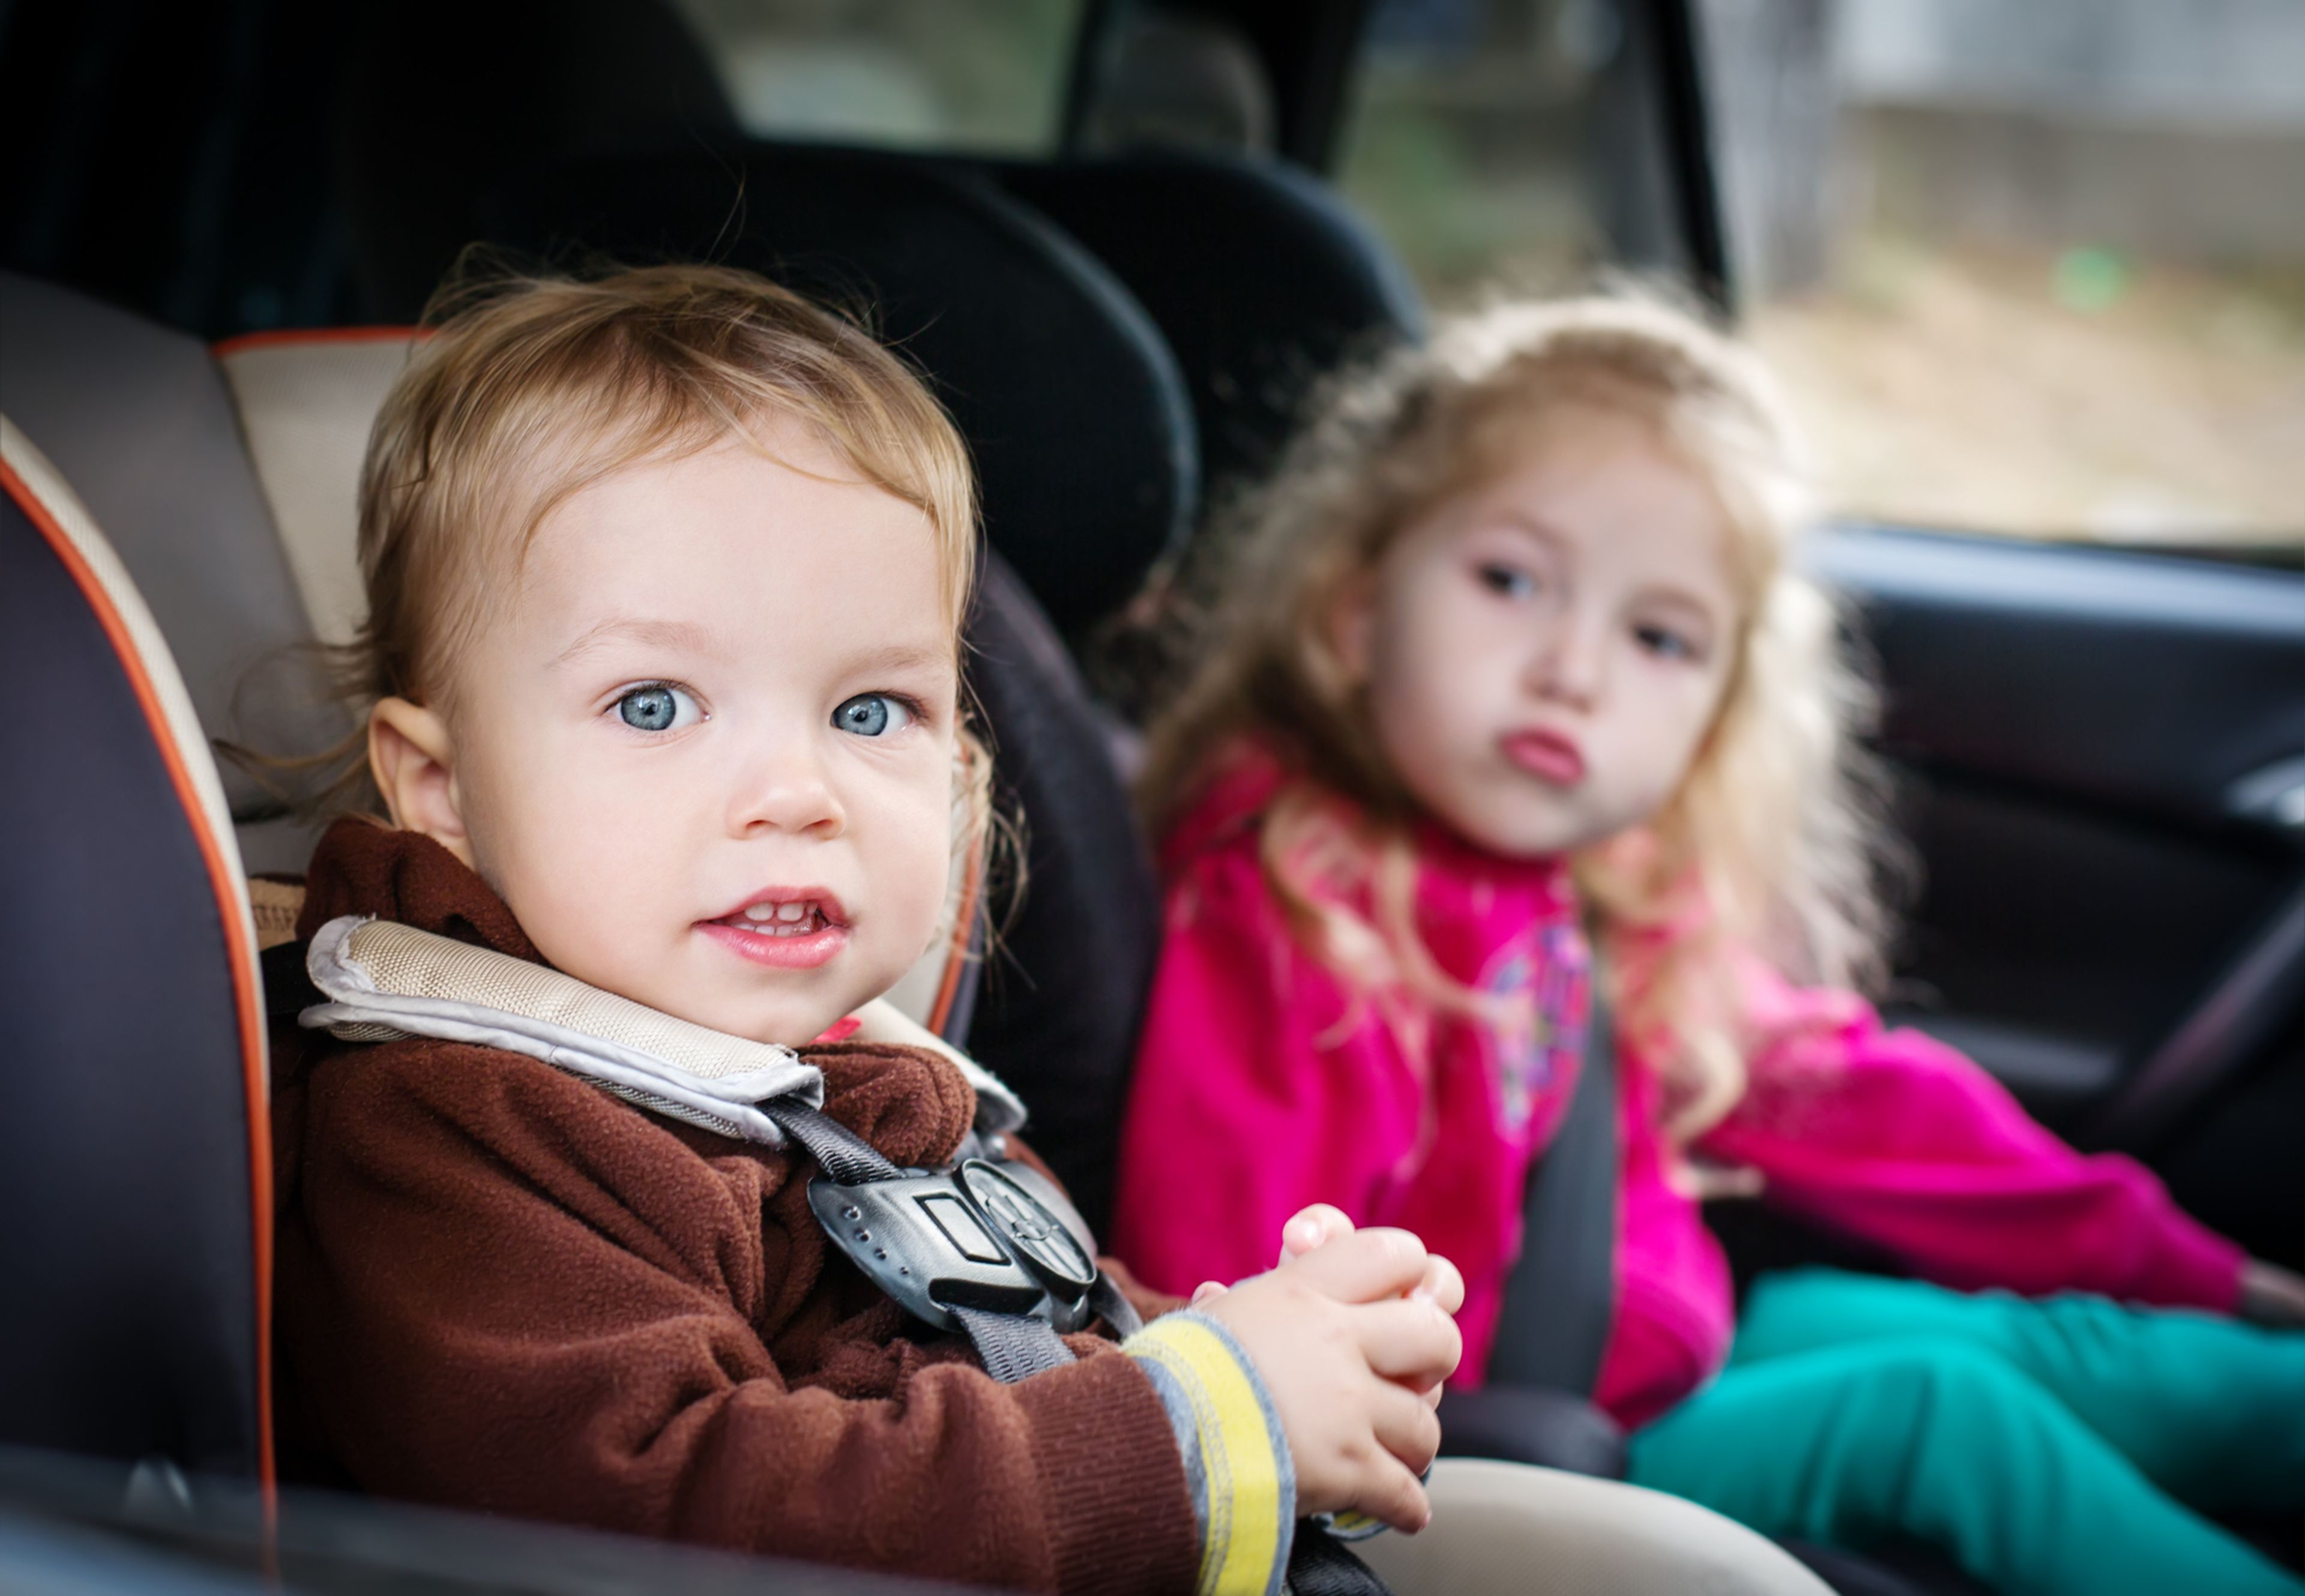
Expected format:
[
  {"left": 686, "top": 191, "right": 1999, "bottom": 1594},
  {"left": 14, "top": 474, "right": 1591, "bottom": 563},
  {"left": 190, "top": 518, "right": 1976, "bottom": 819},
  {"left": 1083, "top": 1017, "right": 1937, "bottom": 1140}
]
[
  {"left": 0, "top": 270, "right": 351, "bottom": 874},
  {"left": 0, "top": 418, "right": 274, "bottom": 1492},
  {"left": 990, "top": 147, "right": 1427, "bottom": 518}
]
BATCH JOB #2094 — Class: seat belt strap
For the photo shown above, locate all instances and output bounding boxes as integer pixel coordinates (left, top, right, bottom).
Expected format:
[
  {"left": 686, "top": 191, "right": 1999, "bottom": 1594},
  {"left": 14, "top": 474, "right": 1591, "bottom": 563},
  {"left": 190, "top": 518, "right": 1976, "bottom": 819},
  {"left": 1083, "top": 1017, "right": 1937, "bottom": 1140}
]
[
  {"left": 770, "top": 1104, "right": 1388, "bottom": 1594},
  {"left": 761, "top": 1100, "right": 903, "bottom": 1184},
  {"left": 949, "top": 1305, "right": 1075, "bottom": 1382},
  {"left": 1483, "top": 976, "right": 1619, "bottom": 1396}
]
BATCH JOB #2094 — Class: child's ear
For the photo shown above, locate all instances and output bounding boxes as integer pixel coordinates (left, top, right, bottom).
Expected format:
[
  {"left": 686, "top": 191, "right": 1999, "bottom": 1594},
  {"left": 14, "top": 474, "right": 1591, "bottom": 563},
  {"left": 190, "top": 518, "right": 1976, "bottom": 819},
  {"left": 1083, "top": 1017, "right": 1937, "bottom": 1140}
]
[{"left": 369, "top": 697, "right": 476, "bottom": 869}]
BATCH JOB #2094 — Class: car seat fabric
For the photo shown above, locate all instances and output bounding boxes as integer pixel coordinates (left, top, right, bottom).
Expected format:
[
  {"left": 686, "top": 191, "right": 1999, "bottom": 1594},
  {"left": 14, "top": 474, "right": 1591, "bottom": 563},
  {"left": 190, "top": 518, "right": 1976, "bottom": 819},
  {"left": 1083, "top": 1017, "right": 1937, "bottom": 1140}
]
[
  {"left": 963, "top": 555, "right": 1163, "bottom": 1235},
  {"left": 993, "top": 148, "right": 1425, "bottom": 517},
  {"left": 0, "top": 420, "right": 273, "bottom": 1488},
  {"left": 473, "top": 146, "right": 1198, "bottom": 640},
  {"left": 215, "top": 329, "right": 421, "bottom": 648},
  {"left": 0, "top": 272, "right": 351, "bottom": 874}
]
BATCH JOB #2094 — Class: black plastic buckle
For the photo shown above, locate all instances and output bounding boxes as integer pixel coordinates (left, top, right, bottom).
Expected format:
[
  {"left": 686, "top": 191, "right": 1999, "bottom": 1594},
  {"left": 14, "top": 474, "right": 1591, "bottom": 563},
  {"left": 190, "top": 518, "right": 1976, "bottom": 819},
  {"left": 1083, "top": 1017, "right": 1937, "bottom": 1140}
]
[{"left": 808, "top": 1157, "right": 1102, "bottom": 1335}]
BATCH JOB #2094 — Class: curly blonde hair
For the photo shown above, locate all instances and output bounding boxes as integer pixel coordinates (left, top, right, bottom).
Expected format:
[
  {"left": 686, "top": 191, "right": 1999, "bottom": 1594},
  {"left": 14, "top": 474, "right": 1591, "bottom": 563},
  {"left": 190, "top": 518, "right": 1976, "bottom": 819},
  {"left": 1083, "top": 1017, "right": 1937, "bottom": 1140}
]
[{"left": 1139, "top": 294, "right": 1893, "bottom": 1139}]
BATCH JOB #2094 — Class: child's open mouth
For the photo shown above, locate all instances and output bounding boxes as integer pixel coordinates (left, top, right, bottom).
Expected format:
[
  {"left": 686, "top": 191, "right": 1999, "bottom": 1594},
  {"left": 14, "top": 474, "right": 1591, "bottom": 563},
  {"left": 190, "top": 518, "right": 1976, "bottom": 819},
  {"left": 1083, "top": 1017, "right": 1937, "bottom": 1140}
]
[{"left": 699, "top": 893, "right": 850, "bottom": 971}]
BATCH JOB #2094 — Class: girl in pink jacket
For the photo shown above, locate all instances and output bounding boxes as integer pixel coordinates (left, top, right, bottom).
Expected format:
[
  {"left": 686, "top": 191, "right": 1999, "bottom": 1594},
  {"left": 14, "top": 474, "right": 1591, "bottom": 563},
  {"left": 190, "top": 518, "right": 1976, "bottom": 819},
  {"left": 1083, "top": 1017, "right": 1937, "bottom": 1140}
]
[{"left": 1111, "top": 297, "right": 2305, "bottom": 1595}]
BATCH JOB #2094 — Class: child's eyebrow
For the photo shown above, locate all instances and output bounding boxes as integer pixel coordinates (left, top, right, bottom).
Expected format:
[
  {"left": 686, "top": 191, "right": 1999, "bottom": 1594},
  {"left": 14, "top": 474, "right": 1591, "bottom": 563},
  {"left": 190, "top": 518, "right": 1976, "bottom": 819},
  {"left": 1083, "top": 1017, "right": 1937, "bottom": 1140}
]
[
  {"left": 844, "top": 642, "right": 957, "bottom": 679},
  {"left": 550, "top": 617, "right": 720, "bottom": 669}
]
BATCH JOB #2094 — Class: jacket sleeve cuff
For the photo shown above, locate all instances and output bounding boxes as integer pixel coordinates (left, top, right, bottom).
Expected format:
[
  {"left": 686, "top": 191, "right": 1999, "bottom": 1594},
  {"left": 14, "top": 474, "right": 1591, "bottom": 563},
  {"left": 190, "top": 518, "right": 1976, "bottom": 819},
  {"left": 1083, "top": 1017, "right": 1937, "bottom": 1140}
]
[
  {"left": 1124, "top": 1310, "right": 1297, "bottom": 1596},
  {"left": 1010, "top": 1348, "right": 1204, "bottom": 1595}
]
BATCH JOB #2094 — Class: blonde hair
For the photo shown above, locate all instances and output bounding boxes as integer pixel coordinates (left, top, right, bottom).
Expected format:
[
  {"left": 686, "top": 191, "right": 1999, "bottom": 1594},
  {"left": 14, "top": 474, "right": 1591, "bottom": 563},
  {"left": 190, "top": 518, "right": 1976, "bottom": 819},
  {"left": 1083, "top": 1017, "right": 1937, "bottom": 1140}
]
[
  {"left": 358, "top": 262, "right": 978, "bottom": 712},
  {"left": 1140, "top": 295, "right": 1891, "bottom": 1139},
  {"left": 298, "top": 262, "right": 995, "bottom": 854}
]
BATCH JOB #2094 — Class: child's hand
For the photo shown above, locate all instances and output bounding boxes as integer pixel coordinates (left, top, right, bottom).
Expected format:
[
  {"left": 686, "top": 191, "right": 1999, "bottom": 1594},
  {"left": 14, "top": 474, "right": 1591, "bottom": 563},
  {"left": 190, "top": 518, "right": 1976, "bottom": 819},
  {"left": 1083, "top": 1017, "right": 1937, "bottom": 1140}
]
[
  {"left": 1188, "top": 1205, "right": 1464, "bottom": 1340},
  {"left": 1183, "top": 1202, "right": 1359, "bottom": 1303},
  {"left": 1195, "top": 1227, "right": 1463, "bottom": 1532},
  {"left": 2238, "top": 1258, "right": 2305, "bottom": 1328}
]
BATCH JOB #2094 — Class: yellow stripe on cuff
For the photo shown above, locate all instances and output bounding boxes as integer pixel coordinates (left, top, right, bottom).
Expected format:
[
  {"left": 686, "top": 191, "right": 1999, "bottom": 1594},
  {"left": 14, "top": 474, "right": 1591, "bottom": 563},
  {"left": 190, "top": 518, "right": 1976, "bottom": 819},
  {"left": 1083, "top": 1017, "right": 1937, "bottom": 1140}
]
[{"left": 1127, "top": 1314, "right": 1288, "bottom": 1596}]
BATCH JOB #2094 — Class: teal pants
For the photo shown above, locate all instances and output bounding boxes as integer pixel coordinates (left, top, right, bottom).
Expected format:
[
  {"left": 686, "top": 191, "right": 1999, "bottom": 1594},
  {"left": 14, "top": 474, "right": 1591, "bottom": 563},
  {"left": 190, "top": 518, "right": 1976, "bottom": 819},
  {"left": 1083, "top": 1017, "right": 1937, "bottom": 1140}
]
[{"left": 1626, "top": 1270, "right": 2305, "bottom": 1596}]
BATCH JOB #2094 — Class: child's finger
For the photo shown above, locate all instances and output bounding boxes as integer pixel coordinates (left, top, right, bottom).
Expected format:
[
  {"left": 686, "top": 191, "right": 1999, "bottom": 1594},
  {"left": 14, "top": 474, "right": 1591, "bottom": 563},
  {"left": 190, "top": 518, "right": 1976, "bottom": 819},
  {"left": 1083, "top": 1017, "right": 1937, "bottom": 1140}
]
[
  {"left": 1367, "top": 1377, "right": 1443, "bottom": 1475},
  {"left": 1279, "top": 1203, "right": 1355, "bottom": 1261},
  {"left": 1409, "top": 1254, "right": 1465, "bottom": 1316},
  {"left": 1349, "top": 1296, "right": 1462, "bottom": 1389},
  {"left": 1351, "top": 1451, "right": 1434, "bottom": 1535},
  {"left": 1283, "top": 1227, "right": 1430, "bottom": 1304},
  {"left": 1190, "top": 1280, "right": 1229, "bottom": 1305}
]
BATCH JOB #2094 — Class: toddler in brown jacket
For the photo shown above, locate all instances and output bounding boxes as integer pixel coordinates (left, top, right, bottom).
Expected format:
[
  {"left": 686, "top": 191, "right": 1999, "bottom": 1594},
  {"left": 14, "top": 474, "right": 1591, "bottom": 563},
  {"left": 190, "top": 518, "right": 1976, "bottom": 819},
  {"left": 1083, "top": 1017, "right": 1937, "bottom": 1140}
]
[
  {"left": 270, "top": 262, "right": 1467, "bottom": 1596},
  {"left": 271, "top": 262, "right": 1828, "bottom": 1596}
]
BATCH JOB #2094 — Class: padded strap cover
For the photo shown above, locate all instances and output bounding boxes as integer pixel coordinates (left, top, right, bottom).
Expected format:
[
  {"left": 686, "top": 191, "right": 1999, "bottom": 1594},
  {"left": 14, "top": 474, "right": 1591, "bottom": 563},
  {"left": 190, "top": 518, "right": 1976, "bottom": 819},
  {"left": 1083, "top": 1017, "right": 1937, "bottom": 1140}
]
[{"left": 301, "top": 916, "right": 1027, "bottom": 1143}]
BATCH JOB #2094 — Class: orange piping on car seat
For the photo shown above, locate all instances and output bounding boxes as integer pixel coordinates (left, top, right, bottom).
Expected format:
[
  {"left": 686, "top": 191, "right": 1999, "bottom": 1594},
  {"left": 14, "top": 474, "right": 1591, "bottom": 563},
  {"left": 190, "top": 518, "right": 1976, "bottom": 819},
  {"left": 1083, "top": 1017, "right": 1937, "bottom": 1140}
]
[
  {"left": 1, "top": 457, "right": 279, "bottom": 1520},
  {"left": 211, "top": 325, "right": 424, "bottom": 358}
]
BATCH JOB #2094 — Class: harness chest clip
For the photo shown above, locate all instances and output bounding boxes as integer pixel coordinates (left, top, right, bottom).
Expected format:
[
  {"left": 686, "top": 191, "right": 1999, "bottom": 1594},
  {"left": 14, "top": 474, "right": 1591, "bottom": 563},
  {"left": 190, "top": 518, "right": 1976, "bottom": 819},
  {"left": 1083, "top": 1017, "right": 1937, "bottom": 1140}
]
[{"left": 807, "top": 1157, "right": 1102, "bottom": 1335}]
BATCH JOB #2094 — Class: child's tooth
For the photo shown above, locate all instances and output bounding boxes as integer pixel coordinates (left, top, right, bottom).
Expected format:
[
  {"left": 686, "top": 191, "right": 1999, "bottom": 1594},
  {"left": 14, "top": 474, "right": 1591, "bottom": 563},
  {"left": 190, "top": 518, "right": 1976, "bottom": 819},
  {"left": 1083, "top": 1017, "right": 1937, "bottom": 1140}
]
[
  {"left": 776, "top": 901, "right": 808, "bottom": 923},
  {"left": 743, "top": 902, "right": 776, "bottom": 923}
]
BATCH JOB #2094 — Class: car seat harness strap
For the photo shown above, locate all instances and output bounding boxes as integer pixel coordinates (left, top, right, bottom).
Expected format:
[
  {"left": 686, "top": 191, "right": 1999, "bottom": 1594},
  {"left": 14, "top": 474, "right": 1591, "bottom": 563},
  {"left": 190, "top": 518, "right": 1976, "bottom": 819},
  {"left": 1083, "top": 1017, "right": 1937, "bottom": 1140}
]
[
  {"left": 297, "top": 915, "right": 1389, "bottom": 1593},
  {"left": 300, "top": 915, "right": 1127, "bottom": 1374}
]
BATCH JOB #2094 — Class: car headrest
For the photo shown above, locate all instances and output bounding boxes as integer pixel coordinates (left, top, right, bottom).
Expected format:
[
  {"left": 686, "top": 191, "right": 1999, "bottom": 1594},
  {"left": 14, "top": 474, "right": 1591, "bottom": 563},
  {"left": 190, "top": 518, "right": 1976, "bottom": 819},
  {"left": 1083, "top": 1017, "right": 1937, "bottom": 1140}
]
[
  {"left": 472, "top": 146, "right": 1199, "bottom": 638},
  {"left": 214, "top": 328, "right": 424, "bottom": 649},
  {"left": 212, "top": 328, "right": 982, "bottom": 1042},
  {"left": 0, "top": 272, "right": 352, "bottom": 874},
  {"left": 995, "top": 148, "right": 1426, "bottom": 514},
  {"left": 0, "top": 418, "right": 273, "bottom": 1491}
]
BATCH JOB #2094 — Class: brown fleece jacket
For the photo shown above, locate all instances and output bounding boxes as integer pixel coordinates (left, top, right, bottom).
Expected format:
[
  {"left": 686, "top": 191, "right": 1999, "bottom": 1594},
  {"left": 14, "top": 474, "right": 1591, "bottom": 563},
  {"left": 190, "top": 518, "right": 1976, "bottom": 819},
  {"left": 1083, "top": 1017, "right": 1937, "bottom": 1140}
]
[{"left": 272, "top": 819, "right": 1199, "bottom": 1594}]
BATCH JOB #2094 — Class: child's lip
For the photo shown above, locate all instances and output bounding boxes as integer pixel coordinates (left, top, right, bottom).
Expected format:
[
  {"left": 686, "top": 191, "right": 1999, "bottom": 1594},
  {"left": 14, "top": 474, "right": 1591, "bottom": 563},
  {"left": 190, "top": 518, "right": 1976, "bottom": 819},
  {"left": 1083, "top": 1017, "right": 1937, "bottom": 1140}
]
[
  {"left": 1500, "top": 727, "right": 1586, "bottom": 787},
  {"left": 696, "top": 887, "right": 852, "bottom": 971},
  {"left": 698, "top": 918, "right": 849, "bottom": 971}
]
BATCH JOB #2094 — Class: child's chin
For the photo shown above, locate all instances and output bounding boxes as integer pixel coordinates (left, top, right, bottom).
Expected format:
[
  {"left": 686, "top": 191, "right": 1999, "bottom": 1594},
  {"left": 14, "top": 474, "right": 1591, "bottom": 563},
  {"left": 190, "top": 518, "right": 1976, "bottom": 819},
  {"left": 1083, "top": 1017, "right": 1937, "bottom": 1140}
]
[{"left": 1460, "top": 806, "right": 1593, "bottom": 861}]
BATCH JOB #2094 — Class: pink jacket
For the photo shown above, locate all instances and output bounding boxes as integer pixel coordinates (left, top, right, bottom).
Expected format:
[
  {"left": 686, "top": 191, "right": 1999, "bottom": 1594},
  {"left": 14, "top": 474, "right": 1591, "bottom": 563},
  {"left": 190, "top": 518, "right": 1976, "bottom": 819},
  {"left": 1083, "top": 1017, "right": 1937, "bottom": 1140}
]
[{"left": 1111, "top": 755, "right": 2245, "bottom": 1429}]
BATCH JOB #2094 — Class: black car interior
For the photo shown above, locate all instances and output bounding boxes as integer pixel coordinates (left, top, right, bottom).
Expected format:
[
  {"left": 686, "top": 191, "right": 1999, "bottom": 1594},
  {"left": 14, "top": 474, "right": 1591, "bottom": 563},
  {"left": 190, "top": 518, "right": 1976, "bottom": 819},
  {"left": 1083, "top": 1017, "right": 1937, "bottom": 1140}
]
[{"left": 3, "top": 0, "right": 2300, "bottom": 1592}]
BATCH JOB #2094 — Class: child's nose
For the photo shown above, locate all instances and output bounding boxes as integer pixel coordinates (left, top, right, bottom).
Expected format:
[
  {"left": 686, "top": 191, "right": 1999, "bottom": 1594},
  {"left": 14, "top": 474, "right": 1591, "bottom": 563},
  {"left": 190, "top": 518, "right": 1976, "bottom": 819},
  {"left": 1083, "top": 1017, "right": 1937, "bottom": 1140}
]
[
  {"left": 1529, "top": 614, "right": 1608, "bottom": 709},
  {"left": 727, "top": 745, "right": 848, "bottom": 839}
]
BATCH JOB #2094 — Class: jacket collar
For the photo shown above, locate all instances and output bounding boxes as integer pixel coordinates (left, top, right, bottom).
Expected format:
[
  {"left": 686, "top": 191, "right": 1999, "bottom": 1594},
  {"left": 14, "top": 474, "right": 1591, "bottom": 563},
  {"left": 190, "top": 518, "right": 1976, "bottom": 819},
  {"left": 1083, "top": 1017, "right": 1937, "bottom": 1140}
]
[
  {"left": 297, "top": 816, "right": 537, "bottom": 960},
  {"left": 294, "top": 818, "right": 986, "bottom": 1167}
]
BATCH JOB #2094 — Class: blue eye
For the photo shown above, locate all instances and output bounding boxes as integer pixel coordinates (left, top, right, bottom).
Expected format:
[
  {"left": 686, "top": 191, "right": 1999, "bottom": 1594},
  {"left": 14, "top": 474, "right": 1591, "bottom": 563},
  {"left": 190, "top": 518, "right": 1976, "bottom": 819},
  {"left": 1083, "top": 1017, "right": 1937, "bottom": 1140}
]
[
  {"left": 614, "top": 683, "right": 702, "bottom": 732},
  {"left": 1635, "top": 623, "right": 1698, "bottom": 661},
  {"left": 1478, "top": 562, "right": 1538, "bottom": 600},
  {"left": 833, "top": 693, "right": 917, "bottom": 738}
]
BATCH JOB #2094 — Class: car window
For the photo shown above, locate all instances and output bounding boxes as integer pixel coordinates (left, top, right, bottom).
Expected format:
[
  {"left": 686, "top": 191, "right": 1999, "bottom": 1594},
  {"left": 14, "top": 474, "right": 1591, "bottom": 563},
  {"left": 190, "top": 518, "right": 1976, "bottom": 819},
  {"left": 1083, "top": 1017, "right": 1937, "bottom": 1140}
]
[
  {"left": 669, "top": 0, "right": 1082, "bottom": 154},
  {"left": 1708, "top": 0, "right": 2303, "bottom": 555},
  {"left": 1337, "top": 0, "right": 1695, "bottom": 298}
]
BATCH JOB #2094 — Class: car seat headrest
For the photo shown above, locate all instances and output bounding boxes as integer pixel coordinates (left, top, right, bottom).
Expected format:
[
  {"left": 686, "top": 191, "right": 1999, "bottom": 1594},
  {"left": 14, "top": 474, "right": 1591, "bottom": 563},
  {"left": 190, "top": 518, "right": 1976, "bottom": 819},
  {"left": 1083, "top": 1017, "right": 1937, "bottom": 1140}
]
[
  {"left": 474, "top": 145, "right": 1199, "bottom": 638},
  {"left": 0, "top": 271, "right": 352, "bottom": 873},
  {"left": 0, "top": 417, "right": 273, "bottom": 1489},
  {"left": 996, "top": 148, "right": 1425, "bottom": 515},
  {"left": 215, "top": 329, "right": 423, "bottom": 648}
]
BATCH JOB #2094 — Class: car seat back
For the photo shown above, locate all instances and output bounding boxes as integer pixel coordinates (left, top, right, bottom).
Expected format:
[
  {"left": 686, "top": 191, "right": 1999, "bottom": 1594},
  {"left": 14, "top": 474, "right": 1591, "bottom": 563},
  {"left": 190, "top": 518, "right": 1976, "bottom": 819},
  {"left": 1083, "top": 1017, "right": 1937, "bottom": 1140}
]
[
  {"left": 0, "top": 420, "right": 273, "bottom": 1489},
  {"left": 994, "top": 148, "right": 1425, "bottom": 518},
  {"left": 0, "top": 272, "right": 351, "bottom": 875}
]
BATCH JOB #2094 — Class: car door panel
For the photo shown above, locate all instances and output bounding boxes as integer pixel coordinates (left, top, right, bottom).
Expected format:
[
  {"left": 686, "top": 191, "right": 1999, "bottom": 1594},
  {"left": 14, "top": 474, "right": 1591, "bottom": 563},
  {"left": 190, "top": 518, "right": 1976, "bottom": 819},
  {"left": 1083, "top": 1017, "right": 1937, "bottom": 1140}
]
[{"left": 1811, "top": 525, "right": 2305, "bottom": 1265}]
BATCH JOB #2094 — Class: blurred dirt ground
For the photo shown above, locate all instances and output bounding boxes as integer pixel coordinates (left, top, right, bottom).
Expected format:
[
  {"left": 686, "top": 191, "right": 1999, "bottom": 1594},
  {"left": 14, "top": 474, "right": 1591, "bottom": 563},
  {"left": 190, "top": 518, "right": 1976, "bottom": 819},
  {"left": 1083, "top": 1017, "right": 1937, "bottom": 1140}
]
[{"left": 1749, "top": 236, "right": 2305, "bottom": 549}]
